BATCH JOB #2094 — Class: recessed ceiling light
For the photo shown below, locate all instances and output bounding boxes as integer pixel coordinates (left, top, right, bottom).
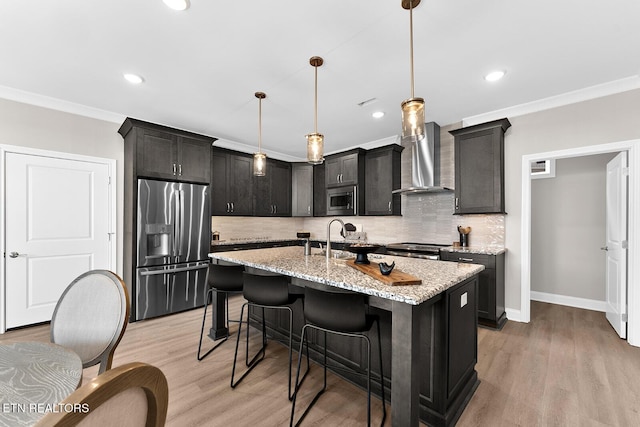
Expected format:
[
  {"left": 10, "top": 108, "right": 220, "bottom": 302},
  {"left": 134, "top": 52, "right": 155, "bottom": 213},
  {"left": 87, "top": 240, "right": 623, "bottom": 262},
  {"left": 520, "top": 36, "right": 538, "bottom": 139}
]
[
  {"left": 123, "top": 73, "right": 144, "bottom": 84},
  {"left": 372, "top": 111, "right": 385, "bottom": 119},
  {"left": 163, "top": 0, "right": 190, "bottom": 11},
  {"left": 484, "top": 70, "right": 506, "bottom": 82}
]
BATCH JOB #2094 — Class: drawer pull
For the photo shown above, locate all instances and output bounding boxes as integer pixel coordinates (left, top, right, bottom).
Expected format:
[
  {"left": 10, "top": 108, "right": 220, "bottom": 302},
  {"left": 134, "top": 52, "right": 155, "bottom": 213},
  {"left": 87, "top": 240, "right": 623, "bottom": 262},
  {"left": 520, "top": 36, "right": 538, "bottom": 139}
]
[{"left": 459, "top": 257, "right": 474, "bottom": 262}]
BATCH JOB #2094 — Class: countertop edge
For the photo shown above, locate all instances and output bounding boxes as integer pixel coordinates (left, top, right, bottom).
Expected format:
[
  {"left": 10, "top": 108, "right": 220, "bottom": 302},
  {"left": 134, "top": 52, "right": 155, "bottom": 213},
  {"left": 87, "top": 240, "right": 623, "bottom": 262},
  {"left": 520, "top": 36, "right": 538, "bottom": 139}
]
[{"left": 210, "top": 248, "right": 484, "bottom": 305}]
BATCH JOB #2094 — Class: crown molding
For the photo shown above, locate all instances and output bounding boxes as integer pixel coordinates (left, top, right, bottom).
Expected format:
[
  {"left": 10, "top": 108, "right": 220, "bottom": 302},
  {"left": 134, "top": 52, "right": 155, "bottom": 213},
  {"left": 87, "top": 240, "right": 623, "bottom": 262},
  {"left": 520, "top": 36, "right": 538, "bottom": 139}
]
[
  {"left": 214, "top": 138, "right": 301, "bottom": 163},
  {"left": 0, "top": 85, "right": 124, "bottom": 123},
  {"left": 462, "top": 75, "right": 640, "bottom": 126}
]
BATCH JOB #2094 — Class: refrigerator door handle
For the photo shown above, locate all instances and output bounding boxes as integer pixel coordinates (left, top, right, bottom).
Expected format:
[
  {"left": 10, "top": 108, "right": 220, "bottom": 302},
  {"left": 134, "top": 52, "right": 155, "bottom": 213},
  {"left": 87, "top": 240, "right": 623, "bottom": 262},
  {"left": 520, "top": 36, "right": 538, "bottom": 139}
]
[
  {"left": 173, "top": 190, "right": 180, "bottom": 259},
  {"left": 179, "top": 190, "right": 185, "bottom": 257},
  {"left": 139, "top": 263, "right": 209, "bottom": 276}
]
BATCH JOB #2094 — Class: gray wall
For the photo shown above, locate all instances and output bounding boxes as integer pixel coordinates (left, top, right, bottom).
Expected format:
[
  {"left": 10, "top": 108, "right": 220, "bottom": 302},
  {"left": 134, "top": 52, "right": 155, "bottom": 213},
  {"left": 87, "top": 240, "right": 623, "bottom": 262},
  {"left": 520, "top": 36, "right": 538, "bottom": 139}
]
[
  {"left": 0, "top": 98, "right": 124, "bottom": 274},
  {"left": 531, "top": 154, "right": 616, "bottom": 301},
  {"left": 504, "top": 88, "right": 640, "bottom": 314}
]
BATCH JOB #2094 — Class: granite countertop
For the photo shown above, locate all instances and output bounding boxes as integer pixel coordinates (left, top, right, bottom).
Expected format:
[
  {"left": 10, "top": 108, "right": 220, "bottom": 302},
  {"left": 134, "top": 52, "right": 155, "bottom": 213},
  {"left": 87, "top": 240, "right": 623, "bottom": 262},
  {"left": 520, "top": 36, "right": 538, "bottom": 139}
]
[
  {"left": 209, "top": 246, "right": 484, "bottom": 305},
  {"left": 440, "top": 246, "right": 506, "bottom": 255}
]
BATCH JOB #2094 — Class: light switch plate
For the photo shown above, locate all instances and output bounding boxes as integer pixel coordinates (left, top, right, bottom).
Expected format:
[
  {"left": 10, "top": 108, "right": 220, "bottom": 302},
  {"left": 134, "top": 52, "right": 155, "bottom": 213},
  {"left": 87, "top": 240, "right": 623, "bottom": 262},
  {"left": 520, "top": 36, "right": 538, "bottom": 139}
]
[{"left": 461, "top": 292, "right": 468, "bottom": 308}]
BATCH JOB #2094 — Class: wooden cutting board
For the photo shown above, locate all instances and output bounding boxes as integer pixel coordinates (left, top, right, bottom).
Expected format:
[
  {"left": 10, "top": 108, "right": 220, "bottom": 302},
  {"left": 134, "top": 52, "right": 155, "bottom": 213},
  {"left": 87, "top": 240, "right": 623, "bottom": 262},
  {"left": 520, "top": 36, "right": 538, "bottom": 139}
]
[{"left": 346, "top": 260, "right": 422, "bottom": 286}]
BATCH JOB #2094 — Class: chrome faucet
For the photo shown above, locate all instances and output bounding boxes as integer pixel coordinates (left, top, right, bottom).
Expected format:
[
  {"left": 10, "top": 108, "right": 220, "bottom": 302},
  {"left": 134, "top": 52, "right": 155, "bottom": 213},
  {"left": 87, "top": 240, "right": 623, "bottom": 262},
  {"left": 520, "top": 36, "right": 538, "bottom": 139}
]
[{"left": 326, "top": 218, "right": 346, "bottom": 262}]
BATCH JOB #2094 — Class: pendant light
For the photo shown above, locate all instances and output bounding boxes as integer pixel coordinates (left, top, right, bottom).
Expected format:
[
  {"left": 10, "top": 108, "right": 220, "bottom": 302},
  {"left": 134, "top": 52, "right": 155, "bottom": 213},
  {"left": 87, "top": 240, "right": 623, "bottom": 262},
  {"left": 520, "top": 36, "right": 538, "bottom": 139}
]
[
  {"left": 253, "top": 92, "right": 267, "bottom": 176},
  {"left": 401, "top": 0, "right": 425, "bottom": 141},
  {"left": 306, "top": 56, "right": 324, "bottom": 165}
]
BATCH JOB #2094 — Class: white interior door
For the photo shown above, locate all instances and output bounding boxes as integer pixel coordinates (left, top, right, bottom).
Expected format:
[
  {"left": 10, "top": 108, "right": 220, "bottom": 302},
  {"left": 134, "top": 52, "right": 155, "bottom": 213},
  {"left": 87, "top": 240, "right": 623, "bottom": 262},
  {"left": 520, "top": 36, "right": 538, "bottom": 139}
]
[
  {"left": 5, "top": 151, "right": 112, "bottom": 329},
  {"left": 605, "top": 151, "right": 628, "bottom": 338}
]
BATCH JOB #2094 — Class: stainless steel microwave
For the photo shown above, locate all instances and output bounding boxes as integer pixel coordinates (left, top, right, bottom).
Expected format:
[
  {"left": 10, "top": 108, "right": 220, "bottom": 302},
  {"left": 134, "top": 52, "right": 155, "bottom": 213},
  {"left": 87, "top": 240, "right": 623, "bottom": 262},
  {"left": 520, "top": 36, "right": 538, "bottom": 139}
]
[{"left": 326, "top": 186, "right": 357, "bottom": 216}]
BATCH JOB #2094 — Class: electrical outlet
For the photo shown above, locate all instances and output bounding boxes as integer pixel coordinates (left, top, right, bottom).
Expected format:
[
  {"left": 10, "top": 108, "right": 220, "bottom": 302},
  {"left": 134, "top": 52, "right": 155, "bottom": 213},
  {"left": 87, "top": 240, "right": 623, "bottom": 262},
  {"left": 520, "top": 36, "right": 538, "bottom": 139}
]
[{"left": 460, "top": 292, "right": 468, "bottom": 308}]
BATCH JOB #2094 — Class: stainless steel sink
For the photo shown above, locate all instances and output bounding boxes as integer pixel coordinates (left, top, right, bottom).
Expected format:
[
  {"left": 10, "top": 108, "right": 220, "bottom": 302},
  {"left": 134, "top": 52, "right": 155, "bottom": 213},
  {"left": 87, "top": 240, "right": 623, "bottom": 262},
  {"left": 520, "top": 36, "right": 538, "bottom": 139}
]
[{"left": 313, "top": 250, "right": 354, "bottom": 260}]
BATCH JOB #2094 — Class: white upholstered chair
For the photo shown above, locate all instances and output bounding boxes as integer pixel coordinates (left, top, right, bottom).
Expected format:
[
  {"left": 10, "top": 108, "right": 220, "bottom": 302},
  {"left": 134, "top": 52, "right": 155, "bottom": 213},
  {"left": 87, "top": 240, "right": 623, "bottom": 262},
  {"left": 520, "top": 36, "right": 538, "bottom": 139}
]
[
  {"left": 35, "top": 362, "right": 168, "bottom": 427},
  {"left": 51, "top": 270, "right": 130, "bottom": 374}
]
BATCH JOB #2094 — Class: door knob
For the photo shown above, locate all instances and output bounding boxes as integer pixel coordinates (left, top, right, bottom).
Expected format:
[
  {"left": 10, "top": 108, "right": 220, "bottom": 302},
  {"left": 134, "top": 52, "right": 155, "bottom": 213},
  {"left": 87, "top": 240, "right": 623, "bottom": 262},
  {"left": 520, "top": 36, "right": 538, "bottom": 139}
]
[
  {"left": 600, "top": 246, "right": 608, "bottom": 251},
  {"left": 9, "top": 251, "right": 21, "bottom": 258}
]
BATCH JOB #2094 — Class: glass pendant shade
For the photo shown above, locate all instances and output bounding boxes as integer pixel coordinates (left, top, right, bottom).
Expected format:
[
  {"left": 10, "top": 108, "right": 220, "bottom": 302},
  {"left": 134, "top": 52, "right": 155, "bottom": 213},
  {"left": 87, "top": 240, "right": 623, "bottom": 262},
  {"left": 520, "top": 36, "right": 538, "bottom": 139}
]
[
  {"left": 253, "top": 91, "right": 267, "bottom": 176},
  {"left": 307, "top": 56, "right": 325, "bottom": 165},
  {"left": 401, "top": 97, "right": 425, "bottom": 140},
  {"left": 253, "top": 152, "right": 266, "bottom": 176},
  {"left": 306, "top": 132, "right": 324, "bottom": 165}
]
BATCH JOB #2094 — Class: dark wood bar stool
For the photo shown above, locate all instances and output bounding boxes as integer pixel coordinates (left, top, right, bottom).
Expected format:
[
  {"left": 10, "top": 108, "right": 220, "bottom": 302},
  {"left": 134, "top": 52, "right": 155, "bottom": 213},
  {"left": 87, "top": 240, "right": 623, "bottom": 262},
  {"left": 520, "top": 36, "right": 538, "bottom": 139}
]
[
  {"left": 231, "top": 271, "right": 309, "bottom": 400},
  {"left": 197, "top": 263, "right": 244, "bottom": 361},
  {"left": 290, "top": 287, "right": 386, "bottom": 427}
]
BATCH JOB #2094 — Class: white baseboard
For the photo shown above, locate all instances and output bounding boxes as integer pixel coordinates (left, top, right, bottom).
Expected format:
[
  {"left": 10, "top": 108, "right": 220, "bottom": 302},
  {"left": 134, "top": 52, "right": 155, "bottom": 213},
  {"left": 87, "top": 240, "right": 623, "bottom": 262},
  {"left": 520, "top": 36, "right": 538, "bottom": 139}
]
[
  {"left": 530, "top": 291, "right": 607, "bottom": 312},
  {"left": 505, "top": 308, "right": 523, "bottom": 322}
]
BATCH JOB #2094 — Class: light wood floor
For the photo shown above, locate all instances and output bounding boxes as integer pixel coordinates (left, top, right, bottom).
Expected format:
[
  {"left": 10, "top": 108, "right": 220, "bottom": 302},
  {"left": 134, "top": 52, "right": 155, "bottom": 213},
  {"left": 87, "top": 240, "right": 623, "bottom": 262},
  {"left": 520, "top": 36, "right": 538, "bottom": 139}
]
[{"left": 3, "top": 300, "right": 640, "bottom": 426}]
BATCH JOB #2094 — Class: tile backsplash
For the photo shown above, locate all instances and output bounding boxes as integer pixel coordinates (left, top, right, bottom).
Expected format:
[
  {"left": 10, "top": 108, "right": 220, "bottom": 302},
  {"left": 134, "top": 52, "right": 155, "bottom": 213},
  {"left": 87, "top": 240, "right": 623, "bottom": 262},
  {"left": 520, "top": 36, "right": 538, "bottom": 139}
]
[{"left": 211, "top": 211, "right": 504, "bottom": 248}]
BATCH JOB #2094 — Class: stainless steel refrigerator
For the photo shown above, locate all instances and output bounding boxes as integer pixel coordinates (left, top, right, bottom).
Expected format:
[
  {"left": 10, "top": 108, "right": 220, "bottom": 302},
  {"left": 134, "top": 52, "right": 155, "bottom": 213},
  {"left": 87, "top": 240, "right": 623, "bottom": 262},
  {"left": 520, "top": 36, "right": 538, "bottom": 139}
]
[{"left": 135, "top": 179, "right": 210, "bottom": 321}]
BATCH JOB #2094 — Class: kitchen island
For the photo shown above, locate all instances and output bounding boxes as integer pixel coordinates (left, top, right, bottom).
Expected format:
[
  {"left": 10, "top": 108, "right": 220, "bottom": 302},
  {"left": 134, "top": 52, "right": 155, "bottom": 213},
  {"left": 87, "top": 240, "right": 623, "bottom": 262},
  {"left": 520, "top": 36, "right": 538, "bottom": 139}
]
[{"left": 209, "top": 246, "right": 484, "bottom": 427}]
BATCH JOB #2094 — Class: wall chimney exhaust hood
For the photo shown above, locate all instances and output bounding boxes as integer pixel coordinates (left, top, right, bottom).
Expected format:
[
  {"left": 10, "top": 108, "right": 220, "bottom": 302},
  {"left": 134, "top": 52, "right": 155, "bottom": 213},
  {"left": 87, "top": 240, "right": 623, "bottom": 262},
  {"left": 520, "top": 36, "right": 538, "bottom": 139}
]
[{"left": 392, "top": 121, "right": 453, "bottom": 194}]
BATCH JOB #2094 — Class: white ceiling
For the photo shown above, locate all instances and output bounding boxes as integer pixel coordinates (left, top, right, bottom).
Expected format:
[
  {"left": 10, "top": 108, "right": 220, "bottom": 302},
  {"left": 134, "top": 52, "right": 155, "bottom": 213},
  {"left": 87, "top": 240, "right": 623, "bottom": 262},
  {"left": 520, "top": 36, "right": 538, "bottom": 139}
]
[{"left": 1, "top": 0, "right": 639, "bottom": 160}]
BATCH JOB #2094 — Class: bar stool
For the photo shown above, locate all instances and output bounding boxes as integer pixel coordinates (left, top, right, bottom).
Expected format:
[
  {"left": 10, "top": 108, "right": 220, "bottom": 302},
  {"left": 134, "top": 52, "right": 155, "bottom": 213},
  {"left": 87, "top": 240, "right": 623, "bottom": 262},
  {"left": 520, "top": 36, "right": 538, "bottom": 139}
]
[
  {"left": 231, "top": 271, "right": 309, "bottom": 400},
  {"left": 197, "top": 263, "right": 244, "bottom": 361},
  {"left": 290, "top": 287, "right": 386, "bottom": 427}
]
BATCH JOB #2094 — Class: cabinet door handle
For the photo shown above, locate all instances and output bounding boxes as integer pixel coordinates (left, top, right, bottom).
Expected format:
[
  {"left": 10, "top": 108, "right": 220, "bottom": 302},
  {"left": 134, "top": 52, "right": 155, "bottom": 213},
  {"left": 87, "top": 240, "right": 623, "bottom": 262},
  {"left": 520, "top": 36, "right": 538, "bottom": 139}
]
[
  {"left": 388, "top": 201, "right": 392, "bottom": 212},
  {"left": 274, "top": 205, "right": 277, "bottom": 214},
  {"left": 455, "top": 197, "right": 459, "bottom": 210},
  {"left": 308, "top": 205, "right": 311, "bottom": 214},
  {"left": 173, "top": 163, "right": 177, "bottom": 176},
  {"left": 226, "top": 202, "right": 230, "bottom": 213},
  {"left": 178, "top": 164, "right": 182, "bottom": 176},
  {"left": 231, "top": 202, "right": 234, "bottom": 213}
]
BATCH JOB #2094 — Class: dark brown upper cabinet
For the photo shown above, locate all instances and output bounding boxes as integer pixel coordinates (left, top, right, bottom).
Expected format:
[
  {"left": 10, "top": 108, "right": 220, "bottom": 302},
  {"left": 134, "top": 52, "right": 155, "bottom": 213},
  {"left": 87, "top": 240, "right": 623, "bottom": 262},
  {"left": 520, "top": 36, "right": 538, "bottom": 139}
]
[
  {"left": 324, "top": 149, "right": 365, "bottom": 188},
  {"left": 211, "top": 148, "right": 254, "bottom": 216},
  {"left": 313, "top": 163, "right": 327, "bottom": 217},
  {"left": 450, "top": 118, "right": 511, "bottom": 214},
  {"left": 292, "top": 163, "right": 313, "bottom": 217},
  {"left": 364, "top": 144, "right": 404, "bottom": 216},
  {"left": 118, "top": 118, "right": 215, "bottom": 184},
  {"left": 253, "top": 158, "right": 292, "bottom": 217}
]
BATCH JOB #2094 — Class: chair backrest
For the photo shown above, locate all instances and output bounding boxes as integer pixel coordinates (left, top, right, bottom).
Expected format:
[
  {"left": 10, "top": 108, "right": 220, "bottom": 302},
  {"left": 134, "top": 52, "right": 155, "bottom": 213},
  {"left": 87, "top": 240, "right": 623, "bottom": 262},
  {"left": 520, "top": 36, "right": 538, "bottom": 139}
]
[
  {"left": 51, "top": 270, "right": 130, "bottom": 374},
  {"left": 243, "top": 272, "right": 290, "bottom": 306},
  {"left": 304, "top": 287, "right": 368, "bottom": 332},
  {"left": 208, "top": 263, "right": 244, "bottom": 292},
  {"left": 35, "top": 362, "right": 168, "bottom": 427}
]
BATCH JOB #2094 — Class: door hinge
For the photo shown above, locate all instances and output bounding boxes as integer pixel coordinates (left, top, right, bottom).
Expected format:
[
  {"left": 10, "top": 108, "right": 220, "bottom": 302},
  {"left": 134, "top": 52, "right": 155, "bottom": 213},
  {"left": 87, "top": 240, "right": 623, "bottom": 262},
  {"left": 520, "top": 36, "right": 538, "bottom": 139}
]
[
  {"left": 108, "top": 232, "right": 115, "bottom": 241},
  {"left": 622, "top": 313, "right": 628, "bottom": 322},
  {"left": 622, "top": 167, "right": 630, "bottom": 176},
  {"left": 622, "top": 240, "right": 628, "bottom": 249}
]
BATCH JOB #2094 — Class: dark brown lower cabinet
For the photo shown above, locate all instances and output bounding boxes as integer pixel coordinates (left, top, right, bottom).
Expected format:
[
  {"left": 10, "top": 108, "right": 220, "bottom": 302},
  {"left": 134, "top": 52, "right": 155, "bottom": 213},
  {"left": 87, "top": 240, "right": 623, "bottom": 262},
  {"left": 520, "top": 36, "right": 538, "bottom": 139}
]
[{"left": 440, "top": 251, "right": 506, "bottom": 329}]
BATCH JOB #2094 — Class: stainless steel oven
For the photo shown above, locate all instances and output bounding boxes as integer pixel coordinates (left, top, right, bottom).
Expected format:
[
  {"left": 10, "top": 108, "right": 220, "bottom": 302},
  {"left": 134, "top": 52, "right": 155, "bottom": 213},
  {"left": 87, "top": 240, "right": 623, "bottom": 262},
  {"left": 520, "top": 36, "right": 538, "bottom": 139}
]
[{"left": 326, "top": 186, "right": 357, "bottom": 216}]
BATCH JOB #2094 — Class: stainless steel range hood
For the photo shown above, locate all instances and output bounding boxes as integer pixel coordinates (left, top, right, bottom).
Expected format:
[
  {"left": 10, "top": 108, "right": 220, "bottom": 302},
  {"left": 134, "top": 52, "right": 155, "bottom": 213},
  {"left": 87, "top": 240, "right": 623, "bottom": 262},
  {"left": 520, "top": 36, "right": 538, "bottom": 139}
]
[{"left": 392, "top": 121, "right": 453, "bottom": 194}]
